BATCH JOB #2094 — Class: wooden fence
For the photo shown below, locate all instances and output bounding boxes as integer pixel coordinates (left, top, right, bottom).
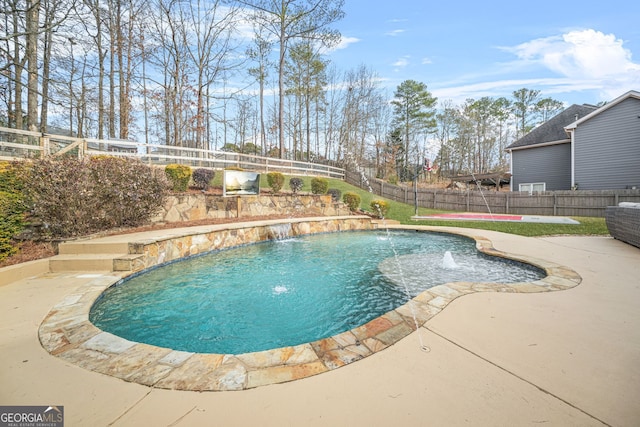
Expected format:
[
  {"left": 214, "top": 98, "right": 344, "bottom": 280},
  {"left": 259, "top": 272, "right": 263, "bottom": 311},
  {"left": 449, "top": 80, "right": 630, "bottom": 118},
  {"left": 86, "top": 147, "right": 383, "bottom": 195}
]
[
  {"left": 3, "top": 125, "right": 637, "bottom": 217},
  {"left": 345, "top": 171, "right": 640, "bottom": 218},
  {"left": 0, "top": 127, "right": 345, "bottom": 179}
]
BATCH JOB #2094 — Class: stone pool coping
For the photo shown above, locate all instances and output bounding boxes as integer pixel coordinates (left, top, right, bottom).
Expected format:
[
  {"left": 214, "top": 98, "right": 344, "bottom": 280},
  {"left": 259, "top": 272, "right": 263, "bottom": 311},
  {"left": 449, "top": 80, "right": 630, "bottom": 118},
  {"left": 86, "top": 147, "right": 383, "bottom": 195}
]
[{"left": 37, "top": 222, "right": 582, "bottom": 391}]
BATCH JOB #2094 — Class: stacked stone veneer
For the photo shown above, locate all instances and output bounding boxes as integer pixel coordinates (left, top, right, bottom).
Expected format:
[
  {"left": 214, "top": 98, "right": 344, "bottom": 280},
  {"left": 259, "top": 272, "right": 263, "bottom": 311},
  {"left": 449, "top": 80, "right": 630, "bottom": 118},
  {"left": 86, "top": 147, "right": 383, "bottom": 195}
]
[
  {"left": 122, "top": 216, "right": 372, "bottom": 273},
  {"left": 154, "top": 193, "right": 350, "bottom": 223}
]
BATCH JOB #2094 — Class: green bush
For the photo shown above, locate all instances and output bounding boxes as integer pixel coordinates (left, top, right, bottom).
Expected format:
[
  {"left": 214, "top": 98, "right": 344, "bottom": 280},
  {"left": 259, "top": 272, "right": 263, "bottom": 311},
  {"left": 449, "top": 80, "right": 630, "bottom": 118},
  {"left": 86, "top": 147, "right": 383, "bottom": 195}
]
[
  {"left": 388, "top": 175, "right": 398, "bottom": 185},
  {"left": 23, "top": 157, "right": 168, "bottom": 238},
  {"left": 311, "top": 177, "right": 329, "bottom": 194},
  {"left": 0, "top": 162, "right": 29, "bottom": 261},
  {"left": 266, "top": 172, "right": 285, "bottom": 193},
  {"left": 0, "top": 161, "right": 27, "bottom": 193},
  {"left": 370, "top": 199, "right": 390, "bottom": 218},
  {"left": 327, "top": 188, "right": 341, "bottom": 202},
  {"left": 165, "top": 164, "right": 192, "bottom": 192},
  {"left": 343, "top": 192, "right": 361, "bottom": 212},
  {"left": 192, "top": 168, "right": 215, "bottom": 190},
  {"left": 289, "top": 177, "right": 304, "bottom": 194},
  {"left": 0, "top": 191, "right": 27, "bottom": 261}
]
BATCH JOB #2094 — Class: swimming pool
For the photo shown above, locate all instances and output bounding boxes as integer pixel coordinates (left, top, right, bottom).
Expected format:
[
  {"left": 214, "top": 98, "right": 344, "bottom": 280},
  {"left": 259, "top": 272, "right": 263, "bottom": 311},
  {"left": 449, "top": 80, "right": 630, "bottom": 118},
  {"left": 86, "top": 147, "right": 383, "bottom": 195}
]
[
  {"left": 39, "top": 220, "right": 582, "bottom": 390},
  {"left": 90, "top": 230, "right": 544, "bottom": 354}
]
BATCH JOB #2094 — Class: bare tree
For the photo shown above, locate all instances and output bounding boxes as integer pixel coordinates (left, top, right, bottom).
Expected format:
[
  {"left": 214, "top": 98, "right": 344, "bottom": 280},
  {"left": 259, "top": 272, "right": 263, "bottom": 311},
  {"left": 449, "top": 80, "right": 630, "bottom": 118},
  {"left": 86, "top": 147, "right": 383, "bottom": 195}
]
[
  {"left": 2, "top": 0, "right": 27, "bottom": 129},
  {"left": 24, "top": 0, "right": 38, "bottom": 131},
  {"left": 246, "top": 24, "right": 271, "bottom": 155},
  {"left": 80, "top": 0, "right": 108, "bottom": 139},
  {"left": 237, "top": 0, "right": 344, "bottom": 159},
  {"left": 183, "top": 0, "right": 238, "bottom": 150},
  {"left": 38, "top": 0, "right": 64, "bottom": 132},
  {"left": 284, "top": 40, "right": 326, "bottom": 161}
]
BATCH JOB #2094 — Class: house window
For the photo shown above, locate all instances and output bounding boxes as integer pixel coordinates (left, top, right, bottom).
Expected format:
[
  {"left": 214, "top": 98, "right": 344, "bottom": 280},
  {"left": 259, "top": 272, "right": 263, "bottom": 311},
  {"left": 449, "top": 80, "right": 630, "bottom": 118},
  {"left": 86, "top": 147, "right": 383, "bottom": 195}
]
[{"left": 519, "top": 182, "right": 545, "bottom": 194}]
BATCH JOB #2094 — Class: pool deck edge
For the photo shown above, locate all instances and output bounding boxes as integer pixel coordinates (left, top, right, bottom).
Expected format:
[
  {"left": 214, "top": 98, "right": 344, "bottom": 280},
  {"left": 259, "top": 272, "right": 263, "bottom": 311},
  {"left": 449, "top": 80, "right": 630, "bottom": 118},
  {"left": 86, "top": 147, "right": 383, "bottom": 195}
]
[{"left": 36, "top": 223, "right": 581, "bottom": 392}]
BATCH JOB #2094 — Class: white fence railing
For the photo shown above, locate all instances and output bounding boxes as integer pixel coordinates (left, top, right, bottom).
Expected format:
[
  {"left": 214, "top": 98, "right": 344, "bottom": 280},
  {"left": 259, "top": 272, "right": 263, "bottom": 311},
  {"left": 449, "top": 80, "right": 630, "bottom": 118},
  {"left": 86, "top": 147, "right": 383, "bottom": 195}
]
[{"left": 0, "top": 127, "right": 345, "bottom": 179}]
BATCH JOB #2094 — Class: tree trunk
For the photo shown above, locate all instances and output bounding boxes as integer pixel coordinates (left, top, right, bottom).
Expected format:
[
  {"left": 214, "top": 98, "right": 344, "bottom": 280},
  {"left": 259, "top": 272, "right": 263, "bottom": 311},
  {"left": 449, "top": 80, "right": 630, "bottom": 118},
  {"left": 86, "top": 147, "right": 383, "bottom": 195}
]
[
  {"left": 259, "top": 65, "right": 266, "bottom": 154},
  {"left": 39, "top": 0, "right": 56, "bottom": 133},
  {"left": 108, "top": 2, "right": 116, "bottom": 138},
  {"left": 12, "top": 11, "right": 23, "bottom": 130},
  {"left": 26, "top": 0, "right": 40, "bottom": 132},
  {"left": 278, "top": 22, "right": 286, "bottom": 158}
]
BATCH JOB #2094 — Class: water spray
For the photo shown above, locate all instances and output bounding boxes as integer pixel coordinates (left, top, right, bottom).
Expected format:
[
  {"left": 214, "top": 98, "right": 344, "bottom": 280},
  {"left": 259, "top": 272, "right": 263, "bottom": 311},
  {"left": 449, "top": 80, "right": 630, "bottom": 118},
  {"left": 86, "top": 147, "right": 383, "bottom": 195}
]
[
  {"left": 470, "top": 171, "right": 495, "bottom": 221},
  {"left": 346, "top": 152, "right": 431, "bottom": 353}
]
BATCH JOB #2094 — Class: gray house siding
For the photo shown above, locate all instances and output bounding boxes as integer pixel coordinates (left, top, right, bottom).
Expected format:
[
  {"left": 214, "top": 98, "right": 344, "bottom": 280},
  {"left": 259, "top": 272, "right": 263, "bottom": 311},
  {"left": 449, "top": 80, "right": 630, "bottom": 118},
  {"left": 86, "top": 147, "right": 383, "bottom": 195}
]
[
  {"left": 574, "top": 97, "right": 640, "bottom": 190},
  {"left": 512, "top": 143, "right": 572, "bottom": 190}
]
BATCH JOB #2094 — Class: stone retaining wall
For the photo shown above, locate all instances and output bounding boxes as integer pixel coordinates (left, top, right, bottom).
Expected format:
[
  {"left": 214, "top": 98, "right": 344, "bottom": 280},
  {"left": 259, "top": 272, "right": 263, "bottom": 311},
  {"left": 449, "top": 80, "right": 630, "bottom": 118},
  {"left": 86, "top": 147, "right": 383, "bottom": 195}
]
[
  {"left": 153, "top": 193, "right": 351, "bottom": 223},
  {"left": 126, "top": 216, "right": 373, "bottom": 273}
]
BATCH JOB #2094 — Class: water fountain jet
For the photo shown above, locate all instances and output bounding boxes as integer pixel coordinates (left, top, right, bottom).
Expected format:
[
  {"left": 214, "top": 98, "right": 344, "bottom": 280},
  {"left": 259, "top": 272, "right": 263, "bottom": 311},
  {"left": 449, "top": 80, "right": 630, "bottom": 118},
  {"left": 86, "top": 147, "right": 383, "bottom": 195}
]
[{"left": 442, "top": 251, "right": 459, "bottom": 269}]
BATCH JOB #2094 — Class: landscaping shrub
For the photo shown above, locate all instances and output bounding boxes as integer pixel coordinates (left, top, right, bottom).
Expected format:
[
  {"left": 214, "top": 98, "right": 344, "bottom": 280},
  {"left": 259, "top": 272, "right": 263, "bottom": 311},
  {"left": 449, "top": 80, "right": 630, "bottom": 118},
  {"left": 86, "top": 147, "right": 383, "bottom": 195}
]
[
  {"left": 0, "top": 162, "right": 30, "bottom": 261},
  {"left": 0, "top": 190, "right": 27, "bottom": 261},
  {"left": 370, "top": 199, "right": 390, "bottom": 218},
  {"left": 23, "top": 157, "right": 168, "bottom": 238},
  {"left": 266, "top": 172, "right": 285, "bottom": 193},
  {"left": 0, "top": 162, "right": 29, "bottom": 261},
  {"left": 165, "top": 164, "right": 192, "bottom": 192},
  {"left": 24, "top": 157, "right": 92, "bottom": 237},
  {"left": 311, "top": 177, "right": 329, "bottom": 194},
  {"left": 0, "top": 161, "right": 27, "bottom": 193},
  {"left": 192, "top": 168, "right": 215, "bottom": 190},
  {"left": 289, "top": 177, "right": 303, "bottom": 194},
  {"left": 327, "top": 188, "right": 341, "bottom": 202},
  {"left": 89, "top": 156, "right": 169, "bottom": 229},
  {"left": 343, "top": 192, "right": 361, "bottom": 212}
]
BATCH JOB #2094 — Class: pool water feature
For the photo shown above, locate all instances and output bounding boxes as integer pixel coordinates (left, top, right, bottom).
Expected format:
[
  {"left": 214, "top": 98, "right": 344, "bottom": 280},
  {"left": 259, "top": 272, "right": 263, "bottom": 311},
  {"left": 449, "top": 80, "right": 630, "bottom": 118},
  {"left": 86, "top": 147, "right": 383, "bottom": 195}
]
[{"left": 90, "top": 230, "right": 544, "bottom": 355}]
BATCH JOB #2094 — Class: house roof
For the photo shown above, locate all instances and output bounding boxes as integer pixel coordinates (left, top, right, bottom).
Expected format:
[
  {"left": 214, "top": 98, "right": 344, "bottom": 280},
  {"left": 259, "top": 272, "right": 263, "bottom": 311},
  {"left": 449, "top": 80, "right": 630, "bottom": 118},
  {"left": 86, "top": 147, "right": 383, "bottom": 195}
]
[
  {"left": 506, "top": 104, "right": 598, "bottom": 151},
  {"left": 564, "top": 90, "right": 640, "bottom": 131}
]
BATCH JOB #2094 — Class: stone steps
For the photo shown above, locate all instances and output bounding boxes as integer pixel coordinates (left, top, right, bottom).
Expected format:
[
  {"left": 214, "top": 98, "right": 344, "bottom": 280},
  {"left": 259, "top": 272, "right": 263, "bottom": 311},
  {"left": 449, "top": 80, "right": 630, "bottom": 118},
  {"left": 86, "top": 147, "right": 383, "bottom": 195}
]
[
  {"left": 49, "top": 254, "right": 120, "bottom": 272},
  {"left": 53, "top": 240, "right": 145, "bottom": 272},
  {"left": 49, "top": 253, "right": 145, "bottom": 272},
  {"left": 57, "top": 241, "right": 131, "bottom": 255}
]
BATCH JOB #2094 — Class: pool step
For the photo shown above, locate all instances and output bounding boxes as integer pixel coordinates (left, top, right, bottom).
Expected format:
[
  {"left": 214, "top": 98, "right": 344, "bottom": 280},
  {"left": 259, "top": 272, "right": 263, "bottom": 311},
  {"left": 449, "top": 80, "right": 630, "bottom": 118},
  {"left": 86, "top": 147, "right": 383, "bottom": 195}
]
[
  {"left": 49, "top": 253, "right": 144, "bottom": 272},
  {"left": 57, "top": 241, "right": 131, "bottom": 255}
]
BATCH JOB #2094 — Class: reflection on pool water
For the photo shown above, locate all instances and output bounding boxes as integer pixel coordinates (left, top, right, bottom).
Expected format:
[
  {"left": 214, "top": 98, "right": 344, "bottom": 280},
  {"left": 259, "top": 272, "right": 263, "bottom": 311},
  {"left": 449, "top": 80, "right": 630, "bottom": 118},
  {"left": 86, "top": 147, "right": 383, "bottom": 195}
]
[{"left": 90, "top": 230, "right": 544, "bottom": 354}]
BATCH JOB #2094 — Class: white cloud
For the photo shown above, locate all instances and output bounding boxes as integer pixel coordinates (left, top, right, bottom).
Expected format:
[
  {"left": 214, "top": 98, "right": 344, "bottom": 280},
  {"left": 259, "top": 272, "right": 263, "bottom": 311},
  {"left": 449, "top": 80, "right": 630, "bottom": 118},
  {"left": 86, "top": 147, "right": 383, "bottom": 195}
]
[
  {"left": 422, "top": 57, "right": 433, "bottom": 65},
  {"left": 332, "top": 36, "right": 361, "bottom": 51},
  {"left": 392, "top": 56, "right": 410, "bottom": 69},
  {"left": 318, "top": 36, "right": 360, "bottom": 55},
  {"left": 385, "top": 29, "right": 405, "bottom": 37},
  {"left": 431, "top": 77, "right": 600, "bottom": 104},
  {"left": 504, "top": 29, "right": 640, "bottom": 99}
]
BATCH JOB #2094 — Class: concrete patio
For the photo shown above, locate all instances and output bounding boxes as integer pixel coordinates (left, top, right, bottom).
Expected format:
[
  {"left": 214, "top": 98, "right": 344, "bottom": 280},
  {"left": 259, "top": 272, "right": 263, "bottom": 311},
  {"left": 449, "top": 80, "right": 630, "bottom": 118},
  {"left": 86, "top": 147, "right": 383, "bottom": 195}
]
[{"left": 1, "top": 226, "right": 638, "bottom": 426}]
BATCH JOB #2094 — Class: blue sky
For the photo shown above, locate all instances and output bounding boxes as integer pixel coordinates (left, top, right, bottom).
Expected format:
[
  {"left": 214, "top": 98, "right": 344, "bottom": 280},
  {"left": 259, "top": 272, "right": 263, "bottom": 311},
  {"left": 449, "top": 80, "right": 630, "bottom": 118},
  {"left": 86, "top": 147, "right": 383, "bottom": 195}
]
[{"left": 325, "top": 0, "right": 640, "bottom": 106}]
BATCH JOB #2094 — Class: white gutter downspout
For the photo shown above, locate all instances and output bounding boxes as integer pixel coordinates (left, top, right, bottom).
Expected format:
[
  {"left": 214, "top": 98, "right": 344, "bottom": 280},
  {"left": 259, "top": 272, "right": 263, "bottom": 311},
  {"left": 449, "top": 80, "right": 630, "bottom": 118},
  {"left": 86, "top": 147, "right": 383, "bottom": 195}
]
[
  {"left": 507, "top": 149, "right": 513, "bottom": 191},
  {"left": 569, "top": 129, "right": 576, "bottom": 188}
]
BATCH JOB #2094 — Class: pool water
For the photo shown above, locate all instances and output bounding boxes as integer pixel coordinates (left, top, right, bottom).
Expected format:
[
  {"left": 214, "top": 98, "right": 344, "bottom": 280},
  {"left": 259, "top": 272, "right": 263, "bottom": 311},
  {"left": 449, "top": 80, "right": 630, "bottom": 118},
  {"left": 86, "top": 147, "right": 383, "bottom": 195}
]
[{"left": 90, "top": 230, "right": 544, "bottom": 354}]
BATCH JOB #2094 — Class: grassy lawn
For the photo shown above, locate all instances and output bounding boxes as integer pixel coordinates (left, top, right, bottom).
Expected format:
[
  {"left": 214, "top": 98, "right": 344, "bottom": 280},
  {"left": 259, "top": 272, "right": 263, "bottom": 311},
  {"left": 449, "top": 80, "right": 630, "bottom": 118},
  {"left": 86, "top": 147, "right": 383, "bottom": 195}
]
[{"left": 210, "top": 172, "right": 610, "bottom": 237}]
